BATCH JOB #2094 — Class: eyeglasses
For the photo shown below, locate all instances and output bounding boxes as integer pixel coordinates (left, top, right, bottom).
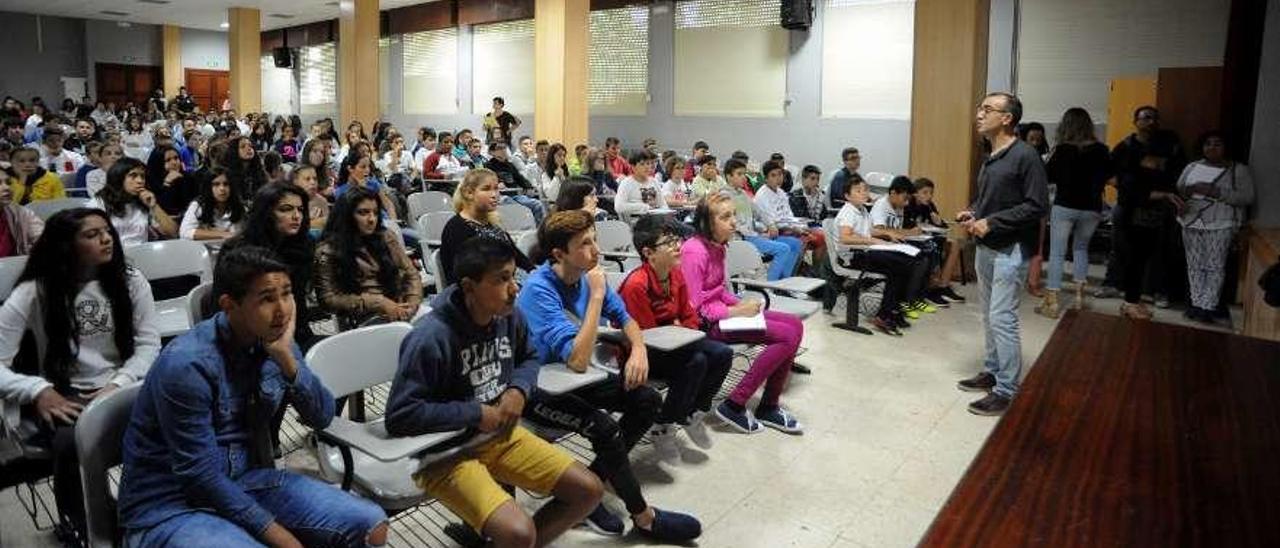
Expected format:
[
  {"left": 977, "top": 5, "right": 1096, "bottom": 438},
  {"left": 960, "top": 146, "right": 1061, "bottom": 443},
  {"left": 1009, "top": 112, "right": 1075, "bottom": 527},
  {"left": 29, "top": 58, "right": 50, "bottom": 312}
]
[
  {"left": 653, "top": 238, "right": 683, "bottom": 251},
  {"left": 977, "top": 105, "right": 1007, "bottom": 115}
]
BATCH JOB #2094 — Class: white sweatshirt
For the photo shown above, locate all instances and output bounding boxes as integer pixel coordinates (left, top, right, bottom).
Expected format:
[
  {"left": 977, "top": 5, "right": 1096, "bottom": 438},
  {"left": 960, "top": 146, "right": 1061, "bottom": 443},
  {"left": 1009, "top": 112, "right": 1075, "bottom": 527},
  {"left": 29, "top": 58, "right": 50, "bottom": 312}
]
[{"left": 614, "top": 176, "right": 668, "bottom": 218}]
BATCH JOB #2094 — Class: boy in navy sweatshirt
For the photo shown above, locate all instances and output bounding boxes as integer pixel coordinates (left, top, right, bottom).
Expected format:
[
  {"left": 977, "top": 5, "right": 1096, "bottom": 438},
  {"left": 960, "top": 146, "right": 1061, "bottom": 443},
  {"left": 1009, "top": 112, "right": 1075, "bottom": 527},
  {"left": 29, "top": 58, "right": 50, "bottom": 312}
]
[{"left": 386, "top": 237, "right": 602, "bottom": 547}]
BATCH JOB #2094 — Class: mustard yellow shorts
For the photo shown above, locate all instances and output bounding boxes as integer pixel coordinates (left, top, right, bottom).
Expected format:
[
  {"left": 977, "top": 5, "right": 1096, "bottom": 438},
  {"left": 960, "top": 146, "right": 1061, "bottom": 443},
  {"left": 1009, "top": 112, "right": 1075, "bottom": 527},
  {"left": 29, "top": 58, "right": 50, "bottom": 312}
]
[{"left": 414, "top": 425, "right": 575, "bottom": 530}]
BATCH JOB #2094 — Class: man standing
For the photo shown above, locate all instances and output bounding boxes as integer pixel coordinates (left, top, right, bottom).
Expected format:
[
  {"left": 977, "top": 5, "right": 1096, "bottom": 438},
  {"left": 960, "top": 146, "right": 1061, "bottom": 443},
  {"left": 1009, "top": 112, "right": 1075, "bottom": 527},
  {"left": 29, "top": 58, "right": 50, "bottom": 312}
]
[
  {"left": 483, "top": 97, "right": 522, "bottom": 146},
  {"left": 955, "top": 92, "right": 1049, "bottom": 416},
  {"left": 827, "top": 147, "right": 862, "bottom": 210}
]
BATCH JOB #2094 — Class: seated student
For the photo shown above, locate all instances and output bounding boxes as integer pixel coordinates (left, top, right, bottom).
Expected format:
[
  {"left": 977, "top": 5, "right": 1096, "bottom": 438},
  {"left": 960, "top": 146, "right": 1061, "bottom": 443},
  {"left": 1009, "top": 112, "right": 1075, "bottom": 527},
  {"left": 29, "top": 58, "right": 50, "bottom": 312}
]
[
  {"left": 517, "top": 210, "right": 702, "bottom": 540},
  {"left": 681, "top": 193, "right": 805, "bottom": 433},
  {"left": 583, "top": 149, "right": 618, "bottom": 202},
  {"left": 335, "top": 151, "right": 402, "bottom": 228},
  {"left": 290, "top": 164, "right": 330, "bottom": 233},
  {"left": 9, "top": 147, "right": 67, "bottom": 205},
  {"left": 689, "top": 155, "right": 726, "bottom": 199},
  {"left": 661, "top": 155, "right": 694, "bottom": 208},
  {"left": 423, "top": 132, "right": 468, "bottom": 181},
  {"left": 117, "top": 246, "right": 389, "bottom": 547},
  {"left": 723, "top": 159, "right": 804, "bottom": 281},
  {"left": 39, "top": 127, "right": 86, "bottom": 177},
  {"left": 410, "top": 126, "right": 437, "bottom": 168},
  {"left": 769, "top": 153, "right": 795, "bottom": 192},
  {"left": 0, "top": 208, "right": 159, "bottom": 539},
  {"left": 64, "top": 118, "right": 99, "bottom": 156},
  {"left": 146, "top": 145, "right": 197, "bottom": 217},
  {"left": 539, "top": 144, "right": 570, "bottom": 202},
  {"left": 524, "top": 140, "right": 551, "bottom": 184},
  {"left": 614, "top": 149, "right": 668, "bottom": 221},
  {"left": 463, "top": 139, "right": 488, "bottom": 168},
  {"left": 88, "top": 158, "right": 178, "bottom": 246},
  {"left": 179, "top": 167, "right": 244, "bottom": 241},
  {"left": 603, "top": 137, "right": 633, "bottom": 179},
  {"left": 386, "top": 238, "right": 603, "bottom": 547},
  {"left": 485, "top": 141, "right": 546, "bottom": 224},
  {"left": 828, "top": 146, "right": 862, "bottom": 210},
  {"left": 0, "top": 165, "right": 44, "bottom": 257},
  {"left": 439, "top": 169, "right": 535, "bottom": 286},
  {"left": 682, "top": 141, "right": 710, "bottom": 183},
  {"left": 869, "top": 176, "right": 938, "bottom": 316},
  {"left": 378, "top": 133, "right": 418, "bottom": 191},
  {"left": 568, "top": 144, "right": 589, "bottom": 176},
  {"left": 833, "top": 176, "right": 929, "bottom": 336},
  {"left": 512, "top": 136, "right": 538, "bottom": 174},
  {"left": 755, "top": 160, "right": 826, "bottom": 274},
  {"left": 73, "top": 141, "right": 103, "bottom": 190},
  {"left": 789, "top": 165, "right": 827, "bottom": 222},
  {"left": 314, "top": 187, "right": 423, "bottom": 325},
  {"left": 179, "top": 129, "right": 205, "bottom": 172},
  {"left": 556, "top": 177, "right": 610, "bottom": 222},
  {"left": 453, "top": 129, "right": 477, "bottom": 162},
  {"left": 904, "top": 177, "right": 965, "bottom": 303},
  {"left": 261, "top": 150, "right": 286, "bottom": 186},
  {"left": 224, "top": 136, "right": 270, "bottom": 202},
  {"left": 618, "top": 215, "right": 732, "bottom": 460},
  {"left": 731, "top": 151, "right": 762, "bottom": 193},
  {"left": 85, "top": 143, "right": 121, "bottom": 198},
  {"left": 272, "top": 124, "right": 300, "bottom": 163}
]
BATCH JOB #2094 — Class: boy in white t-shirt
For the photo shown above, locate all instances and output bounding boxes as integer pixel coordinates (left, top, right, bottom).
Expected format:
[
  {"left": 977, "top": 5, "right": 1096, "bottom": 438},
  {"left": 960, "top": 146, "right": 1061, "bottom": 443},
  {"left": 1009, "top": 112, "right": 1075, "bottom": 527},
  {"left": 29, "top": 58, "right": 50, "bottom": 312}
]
[
  {"left": 832, "top": 175, "right": 929, "bottom": 336},
  {"left": 614, "top": 149, "right": 668, "bottom": 222}
]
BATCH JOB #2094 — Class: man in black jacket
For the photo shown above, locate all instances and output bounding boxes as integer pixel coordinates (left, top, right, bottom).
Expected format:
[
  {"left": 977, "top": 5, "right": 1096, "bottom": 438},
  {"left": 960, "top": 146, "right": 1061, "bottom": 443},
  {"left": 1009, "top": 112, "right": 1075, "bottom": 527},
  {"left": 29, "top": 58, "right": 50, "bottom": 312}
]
[
  {"left": 485, "top": 141, "right": 546, "bottom": 224},
  {"left": 955, "top": 92, "right": 1049, "bottom": 416}
]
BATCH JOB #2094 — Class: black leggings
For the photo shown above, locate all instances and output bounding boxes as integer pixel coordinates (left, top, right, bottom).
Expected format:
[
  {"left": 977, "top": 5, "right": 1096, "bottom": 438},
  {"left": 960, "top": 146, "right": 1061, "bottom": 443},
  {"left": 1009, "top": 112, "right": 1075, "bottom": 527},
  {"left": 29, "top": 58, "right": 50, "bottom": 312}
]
[
  {"left": 1122, "top": 224, "right": 1161, "bottom": 304},
  {"left": 524, "top": 375, "right": 661, "bottom": 515},
  {"left": 648, "top": 338, "right": 734, "bottom": 425},
  {"left": 844, "top": 250, "right": 930, "bottom": 317}
]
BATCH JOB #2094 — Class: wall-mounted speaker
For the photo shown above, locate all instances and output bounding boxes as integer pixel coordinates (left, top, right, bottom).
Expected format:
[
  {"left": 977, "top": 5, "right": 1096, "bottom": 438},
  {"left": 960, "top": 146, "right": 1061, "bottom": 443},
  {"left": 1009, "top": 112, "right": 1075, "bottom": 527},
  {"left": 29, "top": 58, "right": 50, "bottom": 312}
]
[
  {"left": 781, "top": 0, "right": 814, "bottom": 31},
  {"left": 272, "top": 47, "right": 294, "bottom": 69}
]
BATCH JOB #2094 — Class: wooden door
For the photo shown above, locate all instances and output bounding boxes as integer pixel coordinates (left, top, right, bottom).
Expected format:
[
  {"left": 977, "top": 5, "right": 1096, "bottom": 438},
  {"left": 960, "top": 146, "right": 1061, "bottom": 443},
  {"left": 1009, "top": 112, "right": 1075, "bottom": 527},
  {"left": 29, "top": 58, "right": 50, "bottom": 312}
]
[
  {"left": 1157, "top": 66, "right": 1224, "bottom": 157},
  {"left": 185, "top": 69, "right": 231, "bottom": 113},
  {"left": 96, "top": 63, "right": 161, "bottom": 108},
  {"left": 1106, "top": 77, "right": 1158, "bottom": 147}
]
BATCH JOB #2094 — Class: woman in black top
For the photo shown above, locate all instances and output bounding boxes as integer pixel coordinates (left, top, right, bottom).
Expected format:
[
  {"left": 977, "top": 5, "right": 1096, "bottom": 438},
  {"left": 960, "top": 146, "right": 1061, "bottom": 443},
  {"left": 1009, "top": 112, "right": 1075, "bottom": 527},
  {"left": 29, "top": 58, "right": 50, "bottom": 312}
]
[
  {"left": 145, "top": 146, "right": 198, "bottom": 216},
  {"left": 223, "top": 135, "right": 269, "bottom": 202},
  {"left": 1037, "top": 107, "right": 1114, "bottom": 317},
  {"left": 437, "top": 168, "right": 534, "bottom": 286}
]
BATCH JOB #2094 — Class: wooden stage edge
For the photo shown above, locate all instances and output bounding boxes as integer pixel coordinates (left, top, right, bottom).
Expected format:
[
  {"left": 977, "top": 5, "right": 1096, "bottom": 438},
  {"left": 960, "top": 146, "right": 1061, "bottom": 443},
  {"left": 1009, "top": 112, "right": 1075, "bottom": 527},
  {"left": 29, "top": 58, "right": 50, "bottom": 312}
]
[{"left": 920, "top": 310, "right": 1280, "bottom": 548}]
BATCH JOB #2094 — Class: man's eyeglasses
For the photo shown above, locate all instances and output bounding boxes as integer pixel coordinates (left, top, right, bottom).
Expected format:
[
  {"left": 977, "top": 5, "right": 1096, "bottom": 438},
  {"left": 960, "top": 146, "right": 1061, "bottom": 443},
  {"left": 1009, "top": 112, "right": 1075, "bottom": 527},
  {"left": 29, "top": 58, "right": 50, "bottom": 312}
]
[{"left": 977, "top": 105, "right": 1007, "bottom": 115}]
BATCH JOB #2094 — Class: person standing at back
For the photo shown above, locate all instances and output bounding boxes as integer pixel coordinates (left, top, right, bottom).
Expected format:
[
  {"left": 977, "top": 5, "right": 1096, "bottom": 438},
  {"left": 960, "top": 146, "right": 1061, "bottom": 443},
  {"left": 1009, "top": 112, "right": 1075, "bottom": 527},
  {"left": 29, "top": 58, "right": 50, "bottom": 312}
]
[{"left": 955, "top": 92, "right": 1049, "bottom": 416}]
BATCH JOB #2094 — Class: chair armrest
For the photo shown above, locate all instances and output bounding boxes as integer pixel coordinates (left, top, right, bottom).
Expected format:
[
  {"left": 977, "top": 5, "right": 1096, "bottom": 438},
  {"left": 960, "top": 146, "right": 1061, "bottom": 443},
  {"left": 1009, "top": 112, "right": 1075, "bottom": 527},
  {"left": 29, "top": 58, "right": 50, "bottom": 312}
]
[
  {"left": 537, "top": 363, "right": 609, "bottom": 395},
  {"left": 317, "top": 417, "right": 467, "bottom": 463},
  {"left": 640, "top": 325, "right": 706, "bottom": 352},
  {"left": 767, "top": 276, "right": 827, "bottom": 294}
]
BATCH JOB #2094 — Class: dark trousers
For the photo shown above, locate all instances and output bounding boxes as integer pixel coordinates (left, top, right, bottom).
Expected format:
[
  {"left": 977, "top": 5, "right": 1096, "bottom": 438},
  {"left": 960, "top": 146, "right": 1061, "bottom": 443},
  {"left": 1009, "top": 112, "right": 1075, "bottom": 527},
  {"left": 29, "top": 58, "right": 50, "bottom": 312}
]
[
  {"left": 1122, "top": 224, "right": 1161, "bottom": 304},
  {"left": 1102, "top": 207, "right": 1126, "bottom": 288},
  {"left": 21, "top": 396, "right": 88, "bottom": 539},
  {"left": 845, "top": 250, "right": 929, "bottom": 317},
  {"left": 648, "top": 338, "right": 734, "bottom": 425},
  {"left": 525, "top": 375, "right": 661, "bottom": 515}
]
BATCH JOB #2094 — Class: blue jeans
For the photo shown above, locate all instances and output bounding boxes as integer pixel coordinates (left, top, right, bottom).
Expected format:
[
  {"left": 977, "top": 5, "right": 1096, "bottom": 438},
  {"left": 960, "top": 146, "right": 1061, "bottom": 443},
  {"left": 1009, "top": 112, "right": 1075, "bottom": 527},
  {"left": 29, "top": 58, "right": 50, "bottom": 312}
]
[
  {"left": 745, "top": 235, "right": 803, "bottom": 280},
  {"left": 503, "top": 194, "right": 546, "bottom": 225},
  {"left": 1046, "top": 205, "right": 1102, "bottom": 290},
  {"left": 975, "top": 243, "right": 1029, "bottom": 398},
  {"left": 124, "top": 469, "right": 387, "bottom": 547}
]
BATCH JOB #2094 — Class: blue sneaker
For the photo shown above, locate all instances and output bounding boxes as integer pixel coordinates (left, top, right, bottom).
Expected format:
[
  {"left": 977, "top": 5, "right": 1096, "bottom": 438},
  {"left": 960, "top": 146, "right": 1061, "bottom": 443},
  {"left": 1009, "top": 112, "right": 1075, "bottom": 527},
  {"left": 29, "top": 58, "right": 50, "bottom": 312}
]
[
  {"left": 636, "top": 508, "right": 703, "bottom": 542},
  {"left": 583, "top": 504, "right": 624, "bottom": 536},
  {"left": 756, "top": 407, "right": 804, "bottom": 435},
  {"left": 715, "top": 401, "right": 762, "bottom": 434}
]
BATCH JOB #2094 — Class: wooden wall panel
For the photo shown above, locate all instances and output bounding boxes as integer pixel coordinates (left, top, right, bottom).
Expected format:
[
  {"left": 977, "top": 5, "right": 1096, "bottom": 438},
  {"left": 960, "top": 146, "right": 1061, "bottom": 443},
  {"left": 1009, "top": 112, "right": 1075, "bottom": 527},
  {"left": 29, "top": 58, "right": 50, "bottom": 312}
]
[
  {"left": 459, "top": 0, "right": 535, "bottom": 25},
  {"left": 228, "top": 7, "right": 262, "bottom": 113},
  {"left": 162, "top": 25, "right": 182, "bottom": 100},
  {"left": 339, "top": 0, "right": 381, "bottom": 129},
  {"left": 534, "top": 0, "right": 589, "bottom": 146},
  {"left": 388, "top": 1, "right": 457, "bottom": 35},
  {"left": 1157, "top": 66, "right": 1223, "bottom": 157}
]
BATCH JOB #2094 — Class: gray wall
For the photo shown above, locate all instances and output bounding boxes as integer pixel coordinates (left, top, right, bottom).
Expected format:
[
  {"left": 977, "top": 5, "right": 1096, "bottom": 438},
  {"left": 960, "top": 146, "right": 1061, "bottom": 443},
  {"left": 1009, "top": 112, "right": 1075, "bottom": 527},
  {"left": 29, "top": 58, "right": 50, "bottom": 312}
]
[
  {"left": 181, "top": 28, "right": 230, "bottom": 71},
  {"left": 987, "top": 0, "right": 1016, "bottom": 93},
  {"left": 0, "top": 12, "right": 87, "bottom": 105},
  {"left": 84, "top": 20, "right": 162, "bottom": 100},
  {"left": 1250, "top": 0, "right": 1280, "bottom": 227},
  {"left": 589, "top": 0, "right": 909, "bottom": 176}
]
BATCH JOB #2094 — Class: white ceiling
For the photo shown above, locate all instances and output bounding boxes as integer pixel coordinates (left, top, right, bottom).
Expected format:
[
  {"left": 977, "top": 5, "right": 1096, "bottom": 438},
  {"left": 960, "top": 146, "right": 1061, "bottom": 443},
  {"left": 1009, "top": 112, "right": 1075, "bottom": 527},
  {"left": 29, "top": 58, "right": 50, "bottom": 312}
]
[{"left": 1, "top": 0, "right": 432, "bottom": 32}]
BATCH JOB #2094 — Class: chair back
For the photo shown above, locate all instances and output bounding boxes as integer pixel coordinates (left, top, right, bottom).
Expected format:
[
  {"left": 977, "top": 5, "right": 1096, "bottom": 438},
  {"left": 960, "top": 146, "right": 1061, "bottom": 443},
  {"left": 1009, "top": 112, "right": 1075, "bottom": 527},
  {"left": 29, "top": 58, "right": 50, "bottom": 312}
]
[
  {"left": 59, "top": 172, "right": 77, "bottom": 191},
  {"left": 76, "top": 383, "right": 142, "bottom": 548},
  {"left": 594, "top": 220, "right": 633, "bottom": 252},
  {"left": 305, "top": 322, "right": 413, "bottom": 398},
  {"left": 0, "top": 255, "right": 27, "bottom": 301},
  {"left": 864, "top": 172, "right": 894, "bottom": 193},
  {"left": 515, "top": 230, "right": 538, "bottom": 259},
  {"left": 125, "top": 240, "right": 213, "bottom": 283},
  {"left": 27, "top": 198, "right": 88, "bottom": 221},
  {"left": 429, "top": 250, "right": 447, "bottom": 294},
  {"left": 496, "top": 203, "right": 536, "bottom": 233},
  {"left": 823, "top": 218, "right": 861, "bottom": 279},
  {"left": 407, "top": 190, "right": 453, "bottom": 221},
  {"left": 725, "top": 239, "right": 766, "bottom": 279},
  {"left": 186, "top": 282, "right": 214, "bottom": 326},
  {"left": 416, "top": 211, "right": 454, "bottom": 242}
]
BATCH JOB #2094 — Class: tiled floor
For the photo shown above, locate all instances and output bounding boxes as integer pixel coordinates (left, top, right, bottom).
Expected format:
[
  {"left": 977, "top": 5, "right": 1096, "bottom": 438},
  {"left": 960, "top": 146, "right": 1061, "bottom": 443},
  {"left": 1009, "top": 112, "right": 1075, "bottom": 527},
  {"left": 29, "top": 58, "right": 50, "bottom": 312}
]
[{"left": 0, "top": 277, "right": 1242, "bottom": 547}]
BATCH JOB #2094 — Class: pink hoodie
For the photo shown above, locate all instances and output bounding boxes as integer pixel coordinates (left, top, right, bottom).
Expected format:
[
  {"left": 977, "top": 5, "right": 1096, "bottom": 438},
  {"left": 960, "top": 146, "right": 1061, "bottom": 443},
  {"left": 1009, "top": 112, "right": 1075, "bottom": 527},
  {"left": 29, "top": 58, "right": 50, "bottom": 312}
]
[{"left": 679, "top": 234, "right": 740, "bottom": 322}]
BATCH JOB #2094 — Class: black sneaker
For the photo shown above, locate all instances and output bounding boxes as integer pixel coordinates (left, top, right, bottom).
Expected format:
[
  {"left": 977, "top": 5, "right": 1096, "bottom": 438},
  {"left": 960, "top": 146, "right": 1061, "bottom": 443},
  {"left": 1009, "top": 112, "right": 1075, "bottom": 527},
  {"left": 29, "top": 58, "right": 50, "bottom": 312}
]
[
  {"left": 967, "top": 393, "right": 1011, "bottom": 416},
  {"left": 956, "top": 372, "right": 995, "bottom": 392},
  {"left": 872, "top": 315, "right": 903, "bottom": 336},
  {"left": 924, "top": 288, "right": 952, "bottom": 307},
  {"left": 939, "top": 286, "right": 966, "bottom": 302},
  {"left": 790, "top": 363, "right": 813, "bottom": 375},
  {"left": 583, "top": 504, "right": 625, "bottom": 536},
  {"left": 891, "top": 311, "right": 912, "bottom": 330}
]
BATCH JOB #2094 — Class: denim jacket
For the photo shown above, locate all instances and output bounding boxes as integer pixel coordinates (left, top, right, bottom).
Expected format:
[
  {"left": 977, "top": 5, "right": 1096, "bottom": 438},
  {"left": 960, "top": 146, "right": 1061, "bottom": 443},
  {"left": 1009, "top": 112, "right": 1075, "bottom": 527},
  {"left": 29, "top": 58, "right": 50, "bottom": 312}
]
[{"left": 117, "top": 312, "right": 335, "bottom": 535}]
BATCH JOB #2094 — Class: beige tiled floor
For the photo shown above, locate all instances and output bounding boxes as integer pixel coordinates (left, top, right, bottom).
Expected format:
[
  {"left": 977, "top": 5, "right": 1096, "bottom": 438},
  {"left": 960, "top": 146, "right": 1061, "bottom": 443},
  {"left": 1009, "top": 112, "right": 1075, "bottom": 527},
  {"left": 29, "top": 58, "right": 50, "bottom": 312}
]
[{"left": 0, "top": 280, "right": 1240, "bottom": 547}]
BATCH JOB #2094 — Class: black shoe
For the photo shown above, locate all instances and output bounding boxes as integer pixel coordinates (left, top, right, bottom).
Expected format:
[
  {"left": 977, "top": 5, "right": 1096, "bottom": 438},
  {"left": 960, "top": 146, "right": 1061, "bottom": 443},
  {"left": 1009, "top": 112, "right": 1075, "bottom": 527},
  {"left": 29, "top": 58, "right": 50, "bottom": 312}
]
[
  {"left": 891, "top": 311, "right": 912, "bottom": 329},
  {"left": 967, "top": 393, "right": 1011, "bottom": 416},
  {"left": 872, "top": 315, "right": 903, "bottom": 336},
  {"left": 939, "top": 286, "right": 966, "bottom": 302},
  {"left": 924, "top": 289, "right": 952, "bottom": 307},
  {"left": 790, "top": 363, "right": 812, "bottom": 375},
  {"left": 957, "top": 372, "right": 996, "bottom": 392}
]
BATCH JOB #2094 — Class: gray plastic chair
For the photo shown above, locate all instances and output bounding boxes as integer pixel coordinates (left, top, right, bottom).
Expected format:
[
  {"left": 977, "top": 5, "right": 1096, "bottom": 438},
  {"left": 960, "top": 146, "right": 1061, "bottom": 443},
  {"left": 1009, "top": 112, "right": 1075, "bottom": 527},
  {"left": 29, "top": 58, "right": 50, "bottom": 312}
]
[
  {"left": 595, "top": 220, "right": 640, "bottom": 271},
  {"left": 724, "top": 240, "right": 824, "bottom": 320},
  {"left": 186, "top": 282, "right": 213, "bottom": 327},
  {"left": 515, "top": 230, "right": 538, "bottom": 259},
  {"left": 126, "top": 240, "right": 212, "bottom": 338},
  {"left": 0, "top": 255, "right": 27, "bottom": 303},
  {"left": 27, "top": 198, "right": 88, "bottom": 221},
  {"left": 821, "top": 218, "right": 886, "bottom": 335},
  {"left": 407, "top": 190, "right": 453, "bottom": 222},
  {"left": 76, "top": 383, "right": 142, "bottom": 548},
  {"left": 415, "top": 211, "right": 454, "bottom": 248},
  {"left": 496, "top": 203, "right": 536, "bottom": 234}
]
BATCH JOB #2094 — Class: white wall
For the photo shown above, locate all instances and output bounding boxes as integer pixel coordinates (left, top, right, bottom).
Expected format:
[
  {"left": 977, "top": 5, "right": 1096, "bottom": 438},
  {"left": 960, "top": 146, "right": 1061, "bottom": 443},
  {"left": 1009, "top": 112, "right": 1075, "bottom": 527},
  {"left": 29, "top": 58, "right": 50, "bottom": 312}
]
[
  {"left": 1250, "top": 0, "right": 1280, "bottom": 227},
  {"left": 181, "top": 28, "right": 229, "bottom": 71},
  {"left": 83, "top": 20, "right": 161, "bottom": 100}
]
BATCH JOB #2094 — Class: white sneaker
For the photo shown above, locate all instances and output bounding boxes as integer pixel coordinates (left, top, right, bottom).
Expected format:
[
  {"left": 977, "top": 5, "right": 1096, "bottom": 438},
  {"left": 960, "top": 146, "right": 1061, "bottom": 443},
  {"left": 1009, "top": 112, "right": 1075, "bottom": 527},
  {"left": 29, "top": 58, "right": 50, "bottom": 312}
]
[
  {"left": 683, "top": 411, "right": 713, "bottom": 450},
  {"left": 650, "top": 424, "right": 681, "bottom": 462}
]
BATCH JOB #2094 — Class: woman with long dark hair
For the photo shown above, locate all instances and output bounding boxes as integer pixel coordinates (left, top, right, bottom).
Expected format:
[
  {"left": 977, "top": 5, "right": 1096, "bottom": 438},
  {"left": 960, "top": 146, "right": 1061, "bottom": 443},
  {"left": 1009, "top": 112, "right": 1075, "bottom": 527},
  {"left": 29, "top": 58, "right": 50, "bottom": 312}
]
[
  {"left": 222, "top": 135, "right": 268, "bottom": 202},
  {"left": 314, "top": 187, "right": 422, "bottom": 326},
  {"left": 555, "top": 176, "right": 609, "bottom": 221},
  {"left": 145, "top": 145, "right": 196, "bottom": 216},
  {"left": 88, "top": 157, "right": 177, "bottom": 245},
  {"left": 178, "top": 167, "right": 245, "bottom": 241},
  {"left": 300, "top": 138, "right": 335, "bottom": 195},
  {"left": 540, "top": 143, "right": 570, "bottom": 202},
  {"left": 0, "top": 208, "right": 159, "bottom": 539}
]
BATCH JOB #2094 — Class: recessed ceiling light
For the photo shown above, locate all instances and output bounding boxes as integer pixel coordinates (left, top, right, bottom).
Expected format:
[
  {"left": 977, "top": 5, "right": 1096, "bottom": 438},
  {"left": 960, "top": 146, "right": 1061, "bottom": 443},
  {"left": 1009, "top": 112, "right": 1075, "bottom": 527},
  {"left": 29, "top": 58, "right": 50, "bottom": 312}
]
[
  {"left": 220, "top": 21, "right": 230, "bottom": 28},
  {"left": 100, "top": 10, "right": 129, "bottom": 16}
]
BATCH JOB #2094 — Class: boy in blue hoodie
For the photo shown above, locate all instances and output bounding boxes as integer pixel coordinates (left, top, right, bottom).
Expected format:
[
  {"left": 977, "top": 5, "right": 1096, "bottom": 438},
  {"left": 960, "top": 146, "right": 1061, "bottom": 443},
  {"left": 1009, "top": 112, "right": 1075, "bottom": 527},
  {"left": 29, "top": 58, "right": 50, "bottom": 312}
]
[
  {"left": 516, "top": 210, "right": 703, "bottom": 542},
  {"left": 386, "top": 238, "right": 602, "bottom": 547}
]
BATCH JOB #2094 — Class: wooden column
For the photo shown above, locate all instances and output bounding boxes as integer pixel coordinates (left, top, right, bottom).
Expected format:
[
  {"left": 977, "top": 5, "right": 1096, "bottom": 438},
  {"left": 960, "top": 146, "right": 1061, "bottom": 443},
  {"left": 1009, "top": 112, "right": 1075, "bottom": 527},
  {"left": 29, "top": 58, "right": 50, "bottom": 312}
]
[
  {"left": 339, "top": 0, "right": 381, "bottom": 129},
  {"left": 162, "top": 25, "right": 183, "bottom": 100},
  {"left": 534, "top": 0, "right": 589, "bottom": 146},
  {"left": 227, "top": 7, "right": 262, "bottom": 113},
  {"left": 909, "top": 0, "right": 990, "bottom": 216}
]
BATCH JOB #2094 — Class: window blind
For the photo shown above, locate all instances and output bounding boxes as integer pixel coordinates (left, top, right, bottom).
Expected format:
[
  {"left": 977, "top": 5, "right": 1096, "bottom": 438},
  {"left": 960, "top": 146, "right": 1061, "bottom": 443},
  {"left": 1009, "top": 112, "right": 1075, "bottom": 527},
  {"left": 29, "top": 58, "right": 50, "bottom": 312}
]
[
  {"left": 673, "top": 0, "right": 788, "bottom": 117},
  {"left": 820, "top": 0, "right": 915, "bottom": 120},
  {"left": 402, "top": 28, "right": 460, "bottom": 115},
  {"left": 260, "top": 54, "right": 296, "bottom": 116},
  {"left": 299, "top": 42, "right": 337, "bottom": 115},
  {"left": 589, "top": 6, "right": 650, "bottom": 116},
  {"left": 472, "top": 20, "right": 534, "bottom": 114}
]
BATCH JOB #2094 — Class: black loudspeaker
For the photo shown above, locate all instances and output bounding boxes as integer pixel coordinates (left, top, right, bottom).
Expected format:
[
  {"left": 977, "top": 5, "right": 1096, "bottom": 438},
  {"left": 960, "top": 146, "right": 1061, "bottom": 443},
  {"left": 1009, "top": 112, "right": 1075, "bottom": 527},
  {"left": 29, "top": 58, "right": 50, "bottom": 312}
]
[
  {"left": 781, "top": 0, "right": 814, "bottom": 30},
  {"left": 272, "top": 47, "right": 293, "bottom": 68}
]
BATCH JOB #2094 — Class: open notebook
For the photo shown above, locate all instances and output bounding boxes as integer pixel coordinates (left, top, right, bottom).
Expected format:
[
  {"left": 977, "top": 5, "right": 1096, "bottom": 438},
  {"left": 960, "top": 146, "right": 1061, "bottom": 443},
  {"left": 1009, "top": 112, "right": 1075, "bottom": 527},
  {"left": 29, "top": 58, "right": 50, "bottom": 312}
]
[{"left": 718, "top": 310, "right": 766, "bottom": 332}]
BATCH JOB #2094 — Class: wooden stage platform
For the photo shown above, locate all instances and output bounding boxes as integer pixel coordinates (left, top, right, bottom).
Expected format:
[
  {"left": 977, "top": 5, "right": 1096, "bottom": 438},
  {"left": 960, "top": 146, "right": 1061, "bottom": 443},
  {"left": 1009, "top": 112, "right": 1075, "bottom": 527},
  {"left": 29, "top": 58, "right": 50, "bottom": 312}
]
[{"left": 921, "top": 310, "right": 1280, "bottom": 547}]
